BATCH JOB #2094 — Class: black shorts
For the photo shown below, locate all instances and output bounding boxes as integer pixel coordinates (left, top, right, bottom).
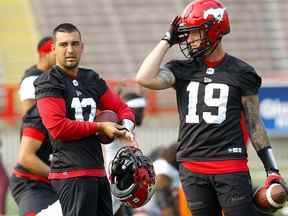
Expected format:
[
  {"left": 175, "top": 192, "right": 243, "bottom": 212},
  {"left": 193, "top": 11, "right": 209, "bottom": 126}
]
[
  {"left": 51, "top": 176, "right": 112, "bottom": 216},
  {"left": 179, "top": 164, "right": 256, "bottom": 216},
  {"left": 10, "top": 174, "right": 58, "bottom": 216}
]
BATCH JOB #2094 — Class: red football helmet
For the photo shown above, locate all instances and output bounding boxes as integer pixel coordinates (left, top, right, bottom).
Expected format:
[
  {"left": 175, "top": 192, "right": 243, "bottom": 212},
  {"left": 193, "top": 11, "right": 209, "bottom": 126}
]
[
  {"left": 178, "top": 0, "right": 230, "bottom": 58},
  {"left": 109, "top": 146, "right": 156, "bottom": 208}
]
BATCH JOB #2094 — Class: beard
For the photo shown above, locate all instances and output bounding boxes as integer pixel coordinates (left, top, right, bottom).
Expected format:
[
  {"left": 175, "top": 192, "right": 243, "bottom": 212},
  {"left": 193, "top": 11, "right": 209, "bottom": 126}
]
[{"left": 63, "top": 60, "right": 79, "bottom": 69}]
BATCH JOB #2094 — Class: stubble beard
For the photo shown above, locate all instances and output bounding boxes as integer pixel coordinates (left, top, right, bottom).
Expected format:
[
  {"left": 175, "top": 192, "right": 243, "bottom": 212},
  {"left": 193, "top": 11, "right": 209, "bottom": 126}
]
[{"left": 63, "top": 61, "right": 79, "bottom": 70}]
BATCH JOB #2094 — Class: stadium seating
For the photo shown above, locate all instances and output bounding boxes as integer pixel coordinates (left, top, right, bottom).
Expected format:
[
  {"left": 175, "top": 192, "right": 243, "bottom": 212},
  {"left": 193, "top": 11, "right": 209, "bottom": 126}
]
[{"left": 30, "top": 0, "right": 288, "bottom": 79}]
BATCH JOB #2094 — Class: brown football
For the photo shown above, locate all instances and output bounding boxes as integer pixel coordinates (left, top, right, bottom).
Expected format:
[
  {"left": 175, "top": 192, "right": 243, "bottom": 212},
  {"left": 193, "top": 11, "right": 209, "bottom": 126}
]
[
  {"left": 95, "top": 110, "right": 119, "bottom": 144},
  {"left": 254, "top": 183, "right": 287, "bottom": 211}
]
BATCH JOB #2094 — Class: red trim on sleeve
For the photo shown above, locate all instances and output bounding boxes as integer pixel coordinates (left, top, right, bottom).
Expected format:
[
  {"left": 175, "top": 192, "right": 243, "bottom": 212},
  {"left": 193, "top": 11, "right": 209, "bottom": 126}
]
[
  {"left": 37, "top": 97, "right": 98, "bottom": 141},
  {"left": 240, "top": 112, "right": 250, "bottom": 145},
  {"left": 22, "top": 127, "right": 45, "bottom": 142},
  {"left": 182, "top": 159, "right": 248, "bottom": 174},
  {"left": 98, "top": 88, "right": 135, "bottom": 123}
]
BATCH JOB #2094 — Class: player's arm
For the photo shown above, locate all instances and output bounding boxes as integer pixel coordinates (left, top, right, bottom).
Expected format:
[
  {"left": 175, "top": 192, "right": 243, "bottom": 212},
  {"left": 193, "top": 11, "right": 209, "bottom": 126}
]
[
  {"left": 37, "top": 97, "right": 129, "bottom": 141},
  {"left": 241, "top": 95, "right": 286, "bottom": 189},
  {"left": 18, "top": 132, "right": 49, "bottom": 177},
  {"left": 136, "top": 41, "right": 175, "bottom": 90},
  {"left": 241, "top": 95, "right": 270, "bottom": 151},
  {"left": 136, "top": 16, "right": 184, "bottom": 90}
]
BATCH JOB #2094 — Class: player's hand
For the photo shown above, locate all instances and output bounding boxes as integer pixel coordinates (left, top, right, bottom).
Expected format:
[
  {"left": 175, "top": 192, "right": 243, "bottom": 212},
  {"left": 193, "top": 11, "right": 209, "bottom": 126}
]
[
  {"left": 161, "top": 16, "right": 187, "bottom": 47},
  {"left": 264, "top": 171, "right": 288, "bottom": 192},
  {"left": 96, "top": 122, "right": 126, "bottom": 139},
  {"left": 117, "top": 129, "right": 139, "bottom": 148}
]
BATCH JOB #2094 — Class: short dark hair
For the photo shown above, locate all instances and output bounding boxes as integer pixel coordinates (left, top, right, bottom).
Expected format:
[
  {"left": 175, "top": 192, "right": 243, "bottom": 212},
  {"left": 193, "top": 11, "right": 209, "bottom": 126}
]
[
  {"left": 53, "top": 23, "right": 81, "bottom": 40},
  {"left": 37, "top": 36, "right": 53, "bottom": 52}
]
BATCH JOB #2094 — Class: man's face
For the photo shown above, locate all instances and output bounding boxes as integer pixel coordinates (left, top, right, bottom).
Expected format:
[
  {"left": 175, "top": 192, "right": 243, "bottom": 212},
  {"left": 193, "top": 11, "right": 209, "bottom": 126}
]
[
  {"left": 186, "top": 29, "right": 204, "bottom": 49},
  {"left": 53, "top": 31, "right": 83, "bottom": 70}
]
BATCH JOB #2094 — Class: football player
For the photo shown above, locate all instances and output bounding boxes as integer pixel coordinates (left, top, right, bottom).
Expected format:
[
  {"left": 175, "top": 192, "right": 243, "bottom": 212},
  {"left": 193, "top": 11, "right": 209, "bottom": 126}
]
[
  {"left": 19, "top": 36, "right": 55, "bottom": 116},
  {"left": 10, "top": 36, "right": 57, "bottom": 216},
  {"left": 34, "top": 23, "right": 136, "bottom": 216},
  {"left": 135, "top": 0, "right": 286, "bottom": 215}
]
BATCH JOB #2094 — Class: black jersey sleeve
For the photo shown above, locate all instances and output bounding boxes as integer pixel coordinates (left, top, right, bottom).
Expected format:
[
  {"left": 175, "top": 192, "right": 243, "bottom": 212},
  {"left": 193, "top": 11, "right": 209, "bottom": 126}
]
[
  {"left": 239, "top": 67, "right": 262, "bottom": 96},
  {"left": 34, "top": 69, "right": 65, "bottom": 99},
  {"left": 22, "top": 105, "right": 47, "bottom": 134},
  {"left": 164, "top": 60, "right": 185, "bottom": 80}
]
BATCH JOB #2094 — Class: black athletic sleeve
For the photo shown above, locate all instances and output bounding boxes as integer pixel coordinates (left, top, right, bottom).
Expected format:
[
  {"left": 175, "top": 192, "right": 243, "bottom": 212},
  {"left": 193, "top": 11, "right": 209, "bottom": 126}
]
[
  {"left": 239, "top": 67, "right": 262, "bottom": 96},
  {"left": 34, "top": 68, "right": 65, "bottom": 99}
]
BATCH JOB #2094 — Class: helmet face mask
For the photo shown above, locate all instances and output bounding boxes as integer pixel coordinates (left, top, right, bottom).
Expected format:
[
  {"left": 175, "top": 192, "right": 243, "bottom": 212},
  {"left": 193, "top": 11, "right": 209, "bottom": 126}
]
[
  {"left": 178, "top": 0, "right": 230, "bottom": 58},
  {"left": 109, "top": 146, "right": 156, "bottom": 208},
  {"left": 179, "top": 26, "right": 212, "bottom": 59}
]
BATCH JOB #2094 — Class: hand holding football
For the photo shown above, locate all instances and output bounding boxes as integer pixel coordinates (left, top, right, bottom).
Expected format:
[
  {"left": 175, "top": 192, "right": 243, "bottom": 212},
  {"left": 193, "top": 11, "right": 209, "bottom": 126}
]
[
  {"left": 254, "top": 183, "right": 287, "bottom": 212},
  {"left": 95, "top": 110, "right": 119, "bottom": 144}
]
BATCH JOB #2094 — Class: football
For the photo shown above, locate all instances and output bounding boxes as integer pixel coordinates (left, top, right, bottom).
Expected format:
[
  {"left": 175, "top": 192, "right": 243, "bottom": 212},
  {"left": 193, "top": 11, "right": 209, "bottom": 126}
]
[
  {"left": 254, "top": 183, "right": 287, "bottom": 212},
  {"left": 95, "top": 110, "right": 119, "bottom": 144}
]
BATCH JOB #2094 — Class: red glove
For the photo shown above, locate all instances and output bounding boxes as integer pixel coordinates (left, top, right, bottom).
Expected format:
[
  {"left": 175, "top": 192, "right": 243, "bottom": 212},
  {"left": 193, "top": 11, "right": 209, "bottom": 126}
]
[{"left": 264, "top": 171, "right": 285, "bottom": 189}]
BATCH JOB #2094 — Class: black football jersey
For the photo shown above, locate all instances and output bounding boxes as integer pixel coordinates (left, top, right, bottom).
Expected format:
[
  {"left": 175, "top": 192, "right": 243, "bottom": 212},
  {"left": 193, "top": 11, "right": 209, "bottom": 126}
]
[
  {"left": 21, "top": 105, "right": 52, "bottom": 166},
  {"left": 35, "top": 66, "right": 108, "bottom": 172},
  {"left": 20, "top": 65, "right": 44, "bottom": 83},
  {"left": 164, "top": 54, "right": 261, "bottom": 161}
]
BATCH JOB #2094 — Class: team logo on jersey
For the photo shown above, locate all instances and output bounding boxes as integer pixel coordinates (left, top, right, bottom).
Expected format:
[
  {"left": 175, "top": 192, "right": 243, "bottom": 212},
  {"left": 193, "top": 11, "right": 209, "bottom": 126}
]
[
  {"left": 228, "top": 148, "right": 242, "bottom": 153},
  {"left": 204, "top": 8, "right": 226, "bottom": 23},
  {"left": 76, "top": 90, "right": 82, "bottom": 96},
  {"left": 204, "top": 77, "right": 212, "bottom": 83},
  {"left": 72, "top": 80, "right": 79, "bottom": 86},
  {"left": 206, "top": 68, "right": 215, "bottom": 75}
]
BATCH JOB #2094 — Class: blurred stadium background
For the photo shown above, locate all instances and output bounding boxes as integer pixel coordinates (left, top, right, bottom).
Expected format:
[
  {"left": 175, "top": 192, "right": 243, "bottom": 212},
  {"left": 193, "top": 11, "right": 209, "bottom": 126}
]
[{"left": 0, "top": 0, "right": 288, "bottom": 215}]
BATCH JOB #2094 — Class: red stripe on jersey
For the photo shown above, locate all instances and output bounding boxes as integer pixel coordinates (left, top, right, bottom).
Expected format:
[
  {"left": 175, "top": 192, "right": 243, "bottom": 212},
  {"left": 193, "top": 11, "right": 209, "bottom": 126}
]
[
  {"left": 22, "top": 127, "right": 45, "bottom": 142},
  {"left": 240, "top": 112, "right": 250, "bottom": 145},
  {"left": 98, "top": 88, "right": 135, "bottom": 123},
  {"left": 48, "top": 168, "right": 106, "bottom": 179},
  {"left": 24, "top": 212, "right": 37, "bottom": 216},
  {"left": 37, "top": 97, "right": 98, "bottom": 140},
  {"left": 14, "top": 169, "right": 49, "bottom": 184},
  {"left": 182, "top": 159, "right": 248, "bottom": 174}
]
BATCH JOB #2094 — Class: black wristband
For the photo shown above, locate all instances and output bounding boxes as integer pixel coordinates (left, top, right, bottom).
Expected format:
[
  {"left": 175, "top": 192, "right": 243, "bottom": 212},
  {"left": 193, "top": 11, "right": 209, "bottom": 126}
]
[{"left": 257, "top": 146, "right": 279, "bottom": 173}]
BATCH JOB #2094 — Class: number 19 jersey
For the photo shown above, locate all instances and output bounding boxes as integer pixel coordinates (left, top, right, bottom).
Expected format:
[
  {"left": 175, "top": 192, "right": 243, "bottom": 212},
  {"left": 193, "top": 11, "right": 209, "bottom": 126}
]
[{"left": 164, "top": 54, "right": 261, "bottom": 161}]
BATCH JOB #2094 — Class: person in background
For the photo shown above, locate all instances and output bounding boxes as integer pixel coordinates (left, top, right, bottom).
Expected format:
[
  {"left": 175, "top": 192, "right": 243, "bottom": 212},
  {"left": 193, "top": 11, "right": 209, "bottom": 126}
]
[
  {"left": 135, "top": 0, "right": 287, "bottom": 215},
  {"left": 10, "top": 104, "right": 58, "bottom": 216},
  {"left": 133, "top": 143, "right": 181, "bottom": 216},
  {"left": 35, "top": 23, "right": 136, "bottom": 216},
  {"left": 19, "top": 36, "right": 55, "bottom": 116},
  {"left": 0, "top": 139, "right": 8, "bottom": 216},
  {"left": 10, "top": 36, "right": 58, "bottom": 216}
]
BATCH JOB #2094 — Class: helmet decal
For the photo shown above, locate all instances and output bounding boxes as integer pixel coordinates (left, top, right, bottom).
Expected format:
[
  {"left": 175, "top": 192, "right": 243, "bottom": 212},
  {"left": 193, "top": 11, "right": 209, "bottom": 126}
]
[{"left": 203, "top": 8, "right": 226, "bottom": 23}]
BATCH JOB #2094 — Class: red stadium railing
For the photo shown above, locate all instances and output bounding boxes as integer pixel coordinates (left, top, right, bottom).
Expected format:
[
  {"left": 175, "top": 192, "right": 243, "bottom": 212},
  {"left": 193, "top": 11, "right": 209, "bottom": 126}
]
[{"left": 0, "top": 81, "right": 177, "bottom": 125}]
